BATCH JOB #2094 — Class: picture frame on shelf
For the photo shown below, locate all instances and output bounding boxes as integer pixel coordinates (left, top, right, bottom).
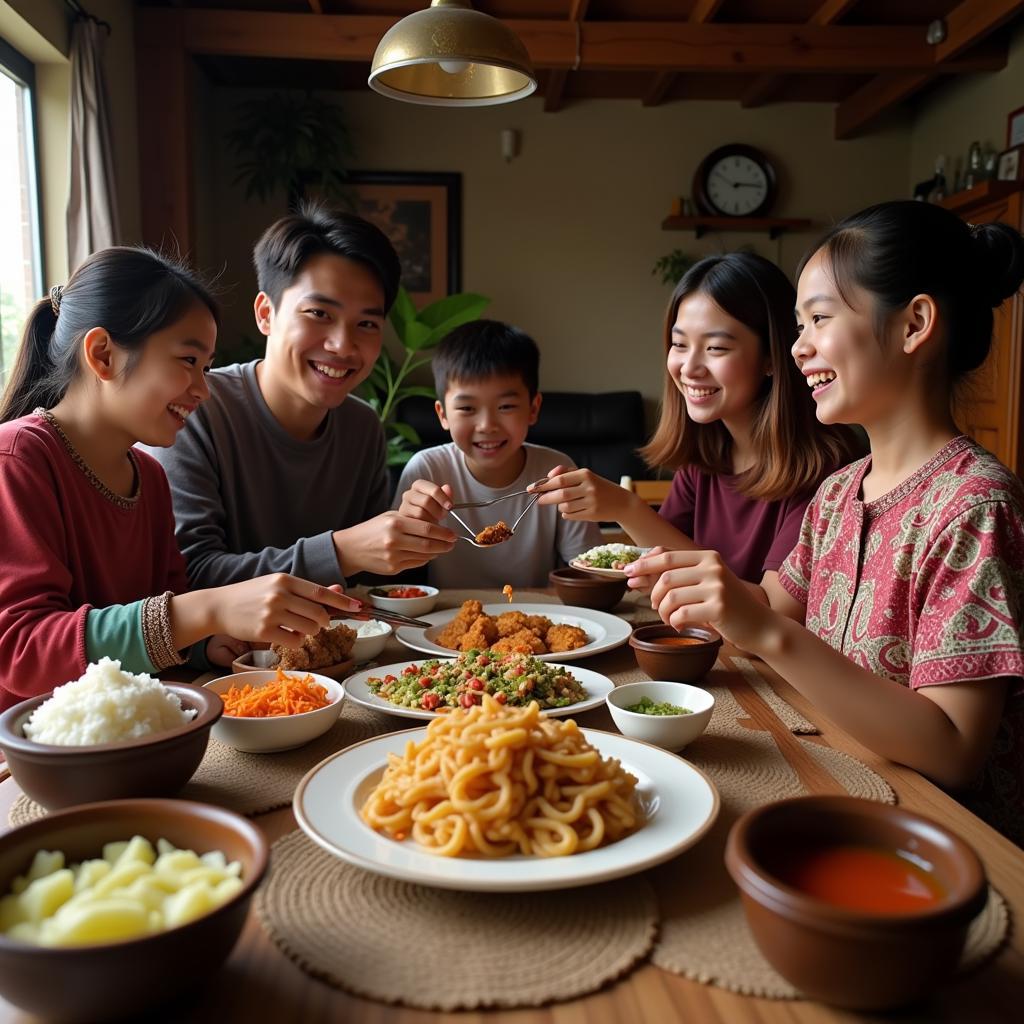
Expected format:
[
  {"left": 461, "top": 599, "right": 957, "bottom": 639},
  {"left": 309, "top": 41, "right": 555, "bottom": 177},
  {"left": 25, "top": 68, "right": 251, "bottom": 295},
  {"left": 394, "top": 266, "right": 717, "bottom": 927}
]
[
  {"left": 1007, "top": 105, "right": 1024, "bottom": 148},
  {"left": 996, "top": 145, "right": 1024, "bottom": 183},
  {"left": 343, "top": 171, "right": 462, "bottom": 306}
]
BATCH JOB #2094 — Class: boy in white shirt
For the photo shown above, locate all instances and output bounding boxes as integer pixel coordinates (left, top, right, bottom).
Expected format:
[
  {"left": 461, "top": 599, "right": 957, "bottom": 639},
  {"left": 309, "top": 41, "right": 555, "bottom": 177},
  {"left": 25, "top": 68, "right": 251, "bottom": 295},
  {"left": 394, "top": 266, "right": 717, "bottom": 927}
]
[{"left": 394, "top": 321, "right": 601, "bottom": 587}]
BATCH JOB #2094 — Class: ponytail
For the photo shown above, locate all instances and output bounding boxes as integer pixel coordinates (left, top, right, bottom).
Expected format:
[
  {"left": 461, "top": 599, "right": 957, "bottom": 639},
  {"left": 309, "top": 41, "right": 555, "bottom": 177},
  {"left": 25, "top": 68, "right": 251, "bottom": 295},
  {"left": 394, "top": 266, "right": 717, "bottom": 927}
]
[
  {"left": 0, "top": 247, "right": 219, "bottom": 425},
  {"left": 0, "top": 298, "right": 71, "bottom": 422}
]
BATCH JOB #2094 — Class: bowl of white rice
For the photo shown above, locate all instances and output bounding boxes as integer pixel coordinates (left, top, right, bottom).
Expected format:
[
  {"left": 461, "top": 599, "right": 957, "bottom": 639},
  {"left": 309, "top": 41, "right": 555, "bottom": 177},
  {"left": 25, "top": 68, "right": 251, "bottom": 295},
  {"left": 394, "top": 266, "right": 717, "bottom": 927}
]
[{"left": 0, "top": 659, "right": 222, "bottom": 811}]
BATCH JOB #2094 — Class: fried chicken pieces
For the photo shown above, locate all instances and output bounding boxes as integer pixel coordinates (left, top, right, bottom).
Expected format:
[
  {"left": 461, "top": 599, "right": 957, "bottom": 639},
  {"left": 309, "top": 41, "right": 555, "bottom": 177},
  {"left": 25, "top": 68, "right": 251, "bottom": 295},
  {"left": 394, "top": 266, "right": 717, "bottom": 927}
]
[
  {"left": 435, "top": 600, "right": 589, "bottom": 655},
  {"left": 273, "top": 621, "right": 357, "bottom": 670}
]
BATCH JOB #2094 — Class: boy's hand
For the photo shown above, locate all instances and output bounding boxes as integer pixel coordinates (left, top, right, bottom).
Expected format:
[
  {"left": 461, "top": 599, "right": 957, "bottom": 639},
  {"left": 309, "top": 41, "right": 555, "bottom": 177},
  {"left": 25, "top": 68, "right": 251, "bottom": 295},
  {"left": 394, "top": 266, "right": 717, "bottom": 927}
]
[
  {"left": 333, "top": 512, "right": 456, "bottom": 576},
  {"left": 529, "top": 466, "right": 632, "bottom": 522},
  {"left": 398, "top": 480, "right": 454, "bottom": 525}
]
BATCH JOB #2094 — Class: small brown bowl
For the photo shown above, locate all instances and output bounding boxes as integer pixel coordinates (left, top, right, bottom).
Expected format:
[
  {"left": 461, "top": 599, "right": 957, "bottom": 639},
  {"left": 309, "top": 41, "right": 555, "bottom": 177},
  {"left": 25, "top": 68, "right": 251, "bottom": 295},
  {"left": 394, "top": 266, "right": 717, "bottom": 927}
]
[
  {"left": 725, "top": 795, "right": 988, "bottom": 1010},
  {"left": 549, "top": 567, "right": 628, "bottom": 610},
  {"left": 0, "top": 685, "right": 222, "bottom": 811},
  {"left": 628, "top": 623, "right": 722, "bottom": 682},
  {"left": 0, "top": 798, "right": 268, "bottom": 1022}
]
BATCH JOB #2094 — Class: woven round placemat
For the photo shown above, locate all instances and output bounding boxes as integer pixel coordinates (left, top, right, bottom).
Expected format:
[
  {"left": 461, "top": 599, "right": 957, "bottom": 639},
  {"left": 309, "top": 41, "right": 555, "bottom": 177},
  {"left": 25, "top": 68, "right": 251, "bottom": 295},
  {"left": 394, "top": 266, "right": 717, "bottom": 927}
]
[
  {"left": 256, "top": 829, "right": 658, "bottom": 1010},
  {"left": 7, "top": 699, "right": 401, "bottom": 826}
]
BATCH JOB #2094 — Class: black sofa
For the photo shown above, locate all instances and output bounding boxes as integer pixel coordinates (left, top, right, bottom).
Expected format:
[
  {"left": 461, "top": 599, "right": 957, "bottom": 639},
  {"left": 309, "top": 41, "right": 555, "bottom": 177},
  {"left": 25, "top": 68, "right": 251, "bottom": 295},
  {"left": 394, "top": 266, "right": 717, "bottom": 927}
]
[{"left": 392, "top": 390, "right": 649, "bottom": 493}]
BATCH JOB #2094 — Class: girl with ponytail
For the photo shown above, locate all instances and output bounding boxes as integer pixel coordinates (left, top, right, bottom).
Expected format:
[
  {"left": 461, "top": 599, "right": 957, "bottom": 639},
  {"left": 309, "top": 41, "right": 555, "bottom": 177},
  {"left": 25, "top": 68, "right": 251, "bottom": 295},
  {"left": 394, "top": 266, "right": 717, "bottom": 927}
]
[
  {"left": 630, "top": 201, "right": 1024, "bottom": 846},
  {"left": 0, "top": 247, "right": 357, "bottom": 710}
]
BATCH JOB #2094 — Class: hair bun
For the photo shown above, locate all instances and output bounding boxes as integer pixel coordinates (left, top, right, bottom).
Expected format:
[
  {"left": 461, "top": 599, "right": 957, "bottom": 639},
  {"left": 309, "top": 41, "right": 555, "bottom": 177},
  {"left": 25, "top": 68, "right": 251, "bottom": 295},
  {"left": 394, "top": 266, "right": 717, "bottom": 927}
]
[{"left": 970, "top": 221, "right": 1024, "bottom": 307}]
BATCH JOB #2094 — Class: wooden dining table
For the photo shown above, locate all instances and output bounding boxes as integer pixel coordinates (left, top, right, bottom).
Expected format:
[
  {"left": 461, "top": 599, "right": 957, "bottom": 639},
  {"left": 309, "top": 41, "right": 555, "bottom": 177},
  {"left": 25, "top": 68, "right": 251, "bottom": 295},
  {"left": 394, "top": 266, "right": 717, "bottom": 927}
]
[{"left": 0, "top": 603, "right": 1021, "bottom": 1023}]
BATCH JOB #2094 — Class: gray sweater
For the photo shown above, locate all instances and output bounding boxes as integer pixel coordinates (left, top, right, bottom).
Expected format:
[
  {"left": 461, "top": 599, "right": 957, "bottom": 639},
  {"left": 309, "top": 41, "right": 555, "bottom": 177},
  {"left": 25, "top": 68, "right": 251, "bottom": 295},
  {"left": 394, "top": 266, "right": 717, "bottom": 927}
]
[{"left": 146, "top": 361, "right": 388, "bottom": 588}]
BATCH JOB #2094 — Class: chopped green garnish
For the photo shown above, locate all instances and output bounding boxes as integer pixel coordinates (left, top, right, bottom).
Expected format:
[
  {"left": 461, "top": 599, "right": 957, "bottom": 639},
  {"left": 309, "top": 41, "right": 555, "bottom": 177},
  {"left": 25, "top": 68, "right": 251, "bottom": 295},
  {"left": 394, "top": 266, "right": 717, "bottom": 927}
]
[{"left": 624, "top": 696, "right": 690, "bottom": 716}]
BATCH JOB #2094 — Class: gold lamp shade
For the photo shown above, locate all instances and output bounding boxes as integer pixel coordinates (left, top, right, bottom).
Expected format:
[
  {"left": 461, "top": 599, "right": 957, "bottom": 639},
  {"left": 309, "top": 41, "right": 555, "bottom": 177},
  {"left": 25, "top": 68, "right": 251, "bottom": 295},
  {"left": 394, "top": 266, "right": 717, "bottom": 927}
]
[{"left": 368, "top": 0, "right": 537, "bottom": 107}]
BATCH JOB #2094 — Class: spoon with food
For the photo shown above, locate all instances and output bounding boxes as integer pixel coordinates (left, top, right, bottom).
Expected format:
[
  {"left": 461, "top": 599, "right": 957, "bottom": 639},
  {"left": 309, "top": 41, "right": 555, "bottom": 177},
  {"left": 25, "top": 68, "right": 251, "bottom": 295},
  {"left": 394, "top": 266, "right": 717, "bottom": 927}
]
[{"left": 448, "top": 493, "right": 541, "bottom": 548}]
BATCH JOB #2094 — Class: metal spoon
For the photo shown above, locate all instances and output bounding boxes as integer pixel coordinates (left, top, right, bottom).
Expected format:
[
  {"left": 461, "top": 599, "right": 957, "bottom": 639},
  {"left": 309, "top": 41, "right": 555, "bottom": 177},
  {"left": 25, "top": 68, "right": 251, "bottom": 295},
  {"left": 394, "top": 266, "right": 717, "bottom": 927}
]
[{"left": 448, "top": 493, "right": 541, "bottom": 548}]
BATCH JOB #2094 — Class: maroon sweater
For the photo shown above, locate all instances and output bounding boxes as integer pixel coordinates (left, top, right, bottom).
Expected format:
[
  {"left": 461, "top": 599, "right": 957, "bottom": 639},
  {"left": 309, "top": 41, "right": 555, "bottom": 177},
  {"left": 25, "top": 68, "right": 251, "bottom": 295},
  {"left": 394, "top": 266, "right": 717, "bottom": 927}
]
[
  {"left": 658, "top": 463, "right": 812, "bottom": 584},
  {"left": 0, "top": 414, "right": 189, "bottom": 710}
]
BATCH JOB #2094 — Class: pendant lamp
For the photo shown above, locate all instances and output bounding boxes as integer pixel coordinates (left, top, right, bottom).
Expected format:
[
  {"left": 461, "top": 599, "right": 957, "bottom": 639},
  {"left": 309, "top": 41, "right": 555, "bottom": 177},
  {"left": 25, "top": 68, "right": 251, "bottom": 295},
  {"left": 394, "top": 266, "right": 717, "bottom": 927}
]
[{"left": 368, "top": 0, "right": 537, "bottom": 107}]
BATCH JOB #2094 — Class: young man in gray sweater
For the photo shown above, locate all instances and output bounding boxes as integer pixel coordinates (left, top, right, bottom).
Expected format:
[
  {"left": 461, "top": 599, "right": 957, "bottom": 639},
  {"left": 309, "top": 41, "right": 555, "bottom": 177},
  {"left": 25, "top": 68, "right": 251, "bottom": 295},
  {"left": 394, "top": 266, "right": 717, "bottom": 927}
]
[{"left": 149, "top": 202, "right": 456, "bottom": 588}]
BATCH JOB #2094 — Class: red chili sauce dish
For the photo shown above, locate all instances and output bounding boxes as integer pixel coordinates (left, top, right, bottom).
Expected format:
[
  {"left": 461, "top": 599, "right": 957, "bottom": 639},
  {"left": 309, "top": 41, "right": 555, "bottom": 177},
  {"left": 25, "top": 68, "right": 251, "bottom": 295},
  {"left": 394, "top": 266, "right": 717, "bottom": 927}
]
[
  {"left": 371, "top": 586, "right": 428, "bottom": 599},
  {"left": 771, "top": 844, "right": 946, "bottom": 914}
]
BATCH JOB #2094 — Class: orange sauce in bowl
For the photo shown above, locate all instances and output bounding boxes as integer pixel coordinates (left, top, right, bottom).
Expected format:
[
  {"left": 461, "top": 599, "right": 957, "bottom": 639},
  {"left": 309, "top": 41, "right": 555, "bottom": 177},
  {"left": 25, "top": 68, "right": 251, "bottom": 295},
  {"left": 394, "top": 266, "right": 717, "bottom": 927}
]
[
  {"left": 774, "top": 845, "right": 946, "bottom": 914},
  {"left": 653, "top": 636, "right": 708, "bottom": 647}
]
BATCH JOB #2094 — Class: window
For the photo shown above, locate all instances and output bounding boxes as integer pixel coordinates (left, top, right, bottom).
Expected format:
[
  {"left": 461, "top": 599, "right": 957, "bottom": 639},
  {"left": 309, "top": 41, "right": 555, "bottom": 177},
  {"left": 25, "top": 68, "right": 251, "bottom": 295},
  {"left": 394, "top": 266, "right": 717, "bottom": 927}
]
[{"left": 0, "top": 38, "right": 43, "bottom": 386}]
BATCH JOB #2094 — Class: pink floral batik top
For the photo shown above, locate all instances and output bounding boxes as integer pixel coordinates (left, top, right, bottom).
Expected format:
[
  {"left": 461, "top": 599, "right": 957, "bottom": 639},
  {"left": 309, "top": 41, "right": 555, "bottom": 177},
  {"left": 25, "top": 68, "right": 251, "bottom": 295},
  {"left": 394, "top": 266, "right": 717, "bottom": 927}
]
[{"left": 780, "top": 435, "right": 1024, "bottom": 847}]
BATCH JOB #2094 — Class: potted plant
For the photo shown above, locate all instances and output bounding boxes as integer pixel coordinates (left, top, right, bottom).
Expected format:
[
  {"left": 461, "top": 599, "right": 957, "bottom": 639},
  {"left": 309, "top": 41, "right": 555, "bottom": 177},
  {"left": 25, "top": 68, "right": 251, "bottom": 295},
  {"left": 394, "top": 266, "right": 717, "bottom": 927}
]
[
  {"left": 360, "top": 286, "right": 490, "bottom": 467},
  {"left": 226, "top": 92, "right": 354, "bottom": 209}
]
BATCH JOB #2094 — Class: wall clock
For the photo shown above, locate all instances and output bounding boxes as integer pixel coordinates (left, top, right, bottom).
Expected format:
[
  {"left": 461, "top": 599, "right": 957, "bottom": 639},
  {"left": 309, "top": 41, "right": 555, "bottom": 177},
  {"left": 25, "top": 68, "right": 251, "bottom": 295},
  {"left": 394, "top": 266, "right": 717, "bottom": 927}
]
[{"left": 692, "top": 144, "right": 777, "bottom": 218}]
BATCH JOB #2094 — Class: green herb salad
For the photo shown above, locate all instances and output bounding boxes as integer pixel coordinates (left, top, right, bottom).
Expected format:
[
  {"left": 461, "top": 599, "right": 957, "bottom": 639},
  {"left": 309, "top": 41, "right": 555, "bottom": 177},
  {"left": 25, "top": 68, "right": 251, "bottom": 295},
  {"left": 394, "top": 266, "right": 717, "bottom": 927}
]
[{"left": 367, "top": 651, "right": 588, "bottom": 712}]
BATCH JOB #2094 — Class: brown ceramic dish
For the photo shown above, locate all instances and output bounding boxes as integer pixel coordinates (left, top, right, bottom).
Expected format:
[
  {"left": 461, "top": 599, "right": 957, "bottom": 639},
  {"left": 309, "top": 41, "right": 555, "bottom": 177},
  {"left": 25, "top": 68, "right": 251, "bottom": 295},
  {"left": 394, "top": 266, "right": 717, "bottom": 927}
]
[
  {"left": 0, "top": 798, "right": 268, "bottom": 1022},
  {"left": 549, "top": 567, "right": 628, "bottom": 610},
  {"left": 0, "top": 684, "right": 222, "bottom": 811},
  {"left": 725, "top": 795, "right": 988, "bottom": 1010},
  {"left": 628, "top": 623, "right": 722, "bottom": 682}
]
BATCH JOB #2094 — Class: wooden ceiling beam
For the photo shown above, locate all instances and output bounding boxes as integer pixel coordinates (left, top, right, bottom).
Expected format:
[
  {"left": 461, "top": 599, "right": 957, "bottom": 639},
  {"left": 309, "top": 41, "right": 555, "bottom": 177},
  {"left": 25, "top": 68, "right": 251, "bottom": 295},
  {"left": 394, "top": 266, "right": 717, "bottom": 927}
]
[
  {"left": 834, "top": 71, "right": 933, "bottom": 139},
  {"left": 643, "top": 0, "right": 723, "bottom": 108},
  {"left": 148, "top": 9, "right": 1005, "bottom": 74},
  {"left": 832, "top": 0, "right": 1022, "bottom": 139},
  {"left": 307, "top": 0, "right": 322, "bottom": 14},
  {"left": 543, "top": 0, "right": 590, "bottom": 113},
  {"left": 934, "top": 0, "right": 1024, "bottom": 63},
  {"left": 742, "top": 0, "right": 860, "bottom": 108}
]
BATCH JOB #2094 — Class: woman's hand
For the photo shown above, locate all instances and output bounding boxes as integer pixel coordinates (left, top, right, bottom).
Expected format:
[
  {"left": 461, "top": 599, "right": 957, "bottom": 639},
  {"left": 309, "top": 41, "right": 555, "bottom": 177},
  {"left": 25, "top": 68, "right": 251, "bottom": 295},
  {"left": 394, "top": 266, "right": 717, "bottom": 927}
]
[
  {"left": 621, "top": 546, "right": 667, "bottom": 593},
  {"left": 210, "top": 575, "right": 363, "bottom": 649},
  {"left": 627, "top": 549, "right": 776, "bottom": 652},
  {"left": 205, "top": 635, "right": 250, "bottom": 667},
  {"left": 529, "top": 466, "right": 634, "bottom": 522}
]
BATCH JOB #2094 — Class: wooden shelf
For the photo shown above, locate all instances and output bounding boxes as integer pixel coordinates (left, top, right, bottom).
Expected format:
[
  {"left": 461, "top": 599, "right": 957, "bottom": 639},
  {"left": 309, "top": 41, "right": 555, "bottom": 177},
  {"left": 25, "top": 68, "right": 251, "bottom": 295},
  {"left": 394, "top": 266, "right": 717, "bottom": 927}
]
[
  {"left": 661, "top": 215, "right": 813, "bottom": 240},
  {"left": 938, "top": 180, "right": 1024, "bottom": 216}
]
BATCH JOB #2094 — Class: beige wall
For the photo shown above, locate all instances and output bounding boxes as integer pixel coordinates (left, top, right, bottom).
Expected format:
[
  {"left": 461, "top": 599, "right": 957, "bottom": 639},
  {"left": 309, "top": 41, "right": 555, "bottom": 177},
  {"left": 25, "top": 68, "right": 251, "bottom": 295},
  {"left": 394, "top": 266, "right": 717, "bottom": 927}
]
[
  {"left": 908, "top": 22, "right": 1024, "bottom": 191},
  {"left": 197, "top": 89, "right": 912, "bottom": 410},
  {"left": 0, "top": 0, "right": 139, "bottom": 284}
]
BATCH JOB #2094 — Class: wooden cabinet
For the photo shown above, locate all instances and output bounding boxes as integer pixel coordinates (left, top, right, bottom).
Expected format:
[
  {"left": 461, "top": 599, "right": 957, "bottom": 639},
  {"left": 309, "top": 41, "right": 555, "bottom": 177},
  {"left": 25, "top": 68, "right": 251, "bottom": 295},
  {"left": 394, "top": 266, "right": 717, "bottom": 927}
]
[{"left": 940, "top": 182, "right": 1024, "bottom": 477}]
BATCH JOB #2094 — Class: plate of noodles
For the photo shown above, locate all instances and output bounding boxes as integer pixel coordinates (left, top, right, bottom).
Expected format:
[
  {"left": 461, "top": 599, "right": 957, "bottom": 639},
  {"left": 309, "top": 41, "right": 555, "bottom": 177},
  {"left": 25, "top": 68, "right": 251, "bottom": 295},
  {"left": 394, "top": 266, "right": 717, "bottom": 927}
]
[
  {"left": 344, "top": 653, "right": 614, "bottom": 720},
  {"left": 394, "top": 602, "right": 631, "bottom": 663},
  {"left": 293, "top": 695, "right": 719, "bottom": 892}
]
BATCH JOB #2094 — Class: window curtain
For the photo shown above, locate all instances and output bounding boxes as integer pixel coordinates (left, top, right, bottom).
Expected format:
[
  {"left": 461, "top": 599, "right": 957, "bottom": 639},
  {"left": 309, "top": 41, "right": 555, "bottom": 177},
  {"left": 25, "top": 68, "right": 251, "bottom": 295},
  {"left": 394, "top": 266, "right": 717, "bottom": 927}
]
[{"left": 66, "top": 17, "right": 120, "bottom": 270}]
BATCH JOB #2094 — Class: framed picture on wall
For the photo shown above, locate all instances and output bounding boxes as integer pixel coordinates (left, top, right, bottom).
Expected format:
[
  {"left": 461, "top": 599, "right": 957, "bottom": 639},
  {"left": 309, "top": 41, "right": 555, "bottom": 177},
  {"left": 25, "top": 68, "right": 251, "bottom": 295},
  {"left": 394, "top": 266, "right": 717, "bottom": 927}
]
[
  {"left": 1007, "top": 105, "right": 1024, "bottom": 147},
  {"left": 343, "top": 171, "right": 462, "bottom": 306},
  {"left": 997, "top": 145, "right": 1024, "bottom": 182}
]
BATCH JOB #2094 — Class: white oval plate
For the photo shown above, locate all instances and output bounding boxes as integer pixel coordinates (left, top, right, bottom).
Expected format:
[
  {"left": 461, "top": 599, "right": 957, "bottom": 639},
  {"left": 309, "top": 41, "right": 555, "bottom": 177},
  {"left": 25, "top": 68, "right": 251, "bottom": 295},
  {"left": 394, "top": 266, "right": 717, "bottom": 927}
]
[
  {"left": 345, "top": 659, "right": 614, "bottom": 721},
  {"left": 294, "top": 727, "right": 719, "bottom": 892},
  {"left": 395, "top": 603, "right": 631, "bottom": 663},
  {"left": 569, "top": 547, "right": 652, "bottom": 579}
]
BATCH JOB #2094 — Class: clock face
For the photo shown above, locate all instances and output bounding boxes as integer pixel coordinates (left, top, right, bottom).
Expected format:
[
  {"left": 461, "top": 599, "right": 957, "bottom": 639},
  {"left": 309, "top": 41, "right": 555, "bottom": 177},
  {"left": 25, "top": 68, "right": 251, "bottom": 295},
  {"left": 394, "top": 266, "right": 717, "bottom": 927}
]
[{"left": 705, "top": 154, "right": 770, "bottom": 216}]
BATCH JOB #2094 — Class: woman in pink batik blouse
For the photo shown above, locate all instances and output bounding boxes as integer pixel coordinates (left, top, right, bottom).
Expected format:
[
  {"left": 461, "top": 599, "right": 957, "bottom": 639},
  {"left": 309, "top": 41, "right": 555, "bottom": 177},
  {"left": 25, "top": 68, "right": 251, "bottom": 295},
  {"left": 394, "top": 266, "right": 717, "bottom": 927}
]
[{"left": 627, "top": 201, "right": 1024, "bottom": 847}]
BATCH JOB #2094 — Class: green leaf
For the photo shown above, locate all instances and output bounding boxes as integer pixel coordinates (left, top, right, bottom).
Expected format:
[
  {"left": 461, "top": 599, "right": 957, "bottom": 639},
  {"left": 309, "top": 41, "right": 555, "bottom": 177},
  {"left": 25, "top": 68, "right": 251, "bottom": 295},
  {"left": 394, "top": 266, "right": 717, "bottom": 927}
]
[
  {"left": 389, "top": 288, "right": 418, "bottom": 340},
  {"left": 401, "top": 320, "right": 435, "bottom": 352},
  {"left": 399, "top": 385, "right": 437, "bottom": 400},
  {"left": 417, "top": 292, "right": 490, "bottom": 328},
  {"left": 389, "top": 422, "right": 422, "bottom": 445}
]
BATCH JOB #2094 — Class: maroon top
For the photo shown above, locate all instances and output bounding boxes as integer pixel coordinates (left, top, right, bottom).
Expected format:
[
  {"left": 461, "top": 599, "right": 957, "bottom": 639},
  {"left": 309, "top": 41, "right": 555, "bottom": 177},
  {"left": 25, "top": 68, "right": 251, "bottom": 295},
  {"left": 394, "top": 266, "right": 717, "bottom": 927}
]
[
  {"left": 658, "top": 464, "right": 812, "bottom": 583},
  {"left": 0, "top": 414, "right": 190, "bottom": 710}
]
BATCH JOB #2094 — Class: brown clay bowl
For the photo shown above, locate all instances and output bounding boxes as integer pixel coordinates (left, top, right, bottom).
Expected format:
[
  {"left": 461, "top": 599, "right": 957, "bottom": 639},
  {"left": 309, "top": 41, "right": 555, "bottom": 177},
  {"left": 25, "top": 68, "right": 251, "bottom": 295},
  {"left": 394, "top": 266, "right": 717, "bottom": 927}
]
[
  {"left": 0, "top": 684, "right": 222, "bottom": 811},
  {"left": 0, "top": 799, "right": 268, "bottom": 1022},
  {"left": 549, "top": 567, "right": 628, "bottom": 610},
  {"left": 725, "top": 795, "right": 988, "bottom": 1010},
  {"left": 628, "top": 623, "right": 722, "bottom": 682}
]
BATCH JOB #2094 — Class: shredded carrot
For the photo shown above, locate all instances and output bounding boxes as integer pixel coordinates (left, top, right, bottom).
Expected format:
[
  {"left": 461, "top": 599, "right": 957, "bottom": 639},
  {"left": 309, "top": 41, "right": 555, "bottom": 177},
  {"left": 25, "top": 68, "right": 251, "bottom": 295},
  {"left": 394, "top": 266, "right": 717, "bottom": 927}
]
[
  {"left": 222, "top": 668, "right": 331, "bottom": 718},
  {"left": 502, "top": 584, "right": 514, "bottom": 604}
]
